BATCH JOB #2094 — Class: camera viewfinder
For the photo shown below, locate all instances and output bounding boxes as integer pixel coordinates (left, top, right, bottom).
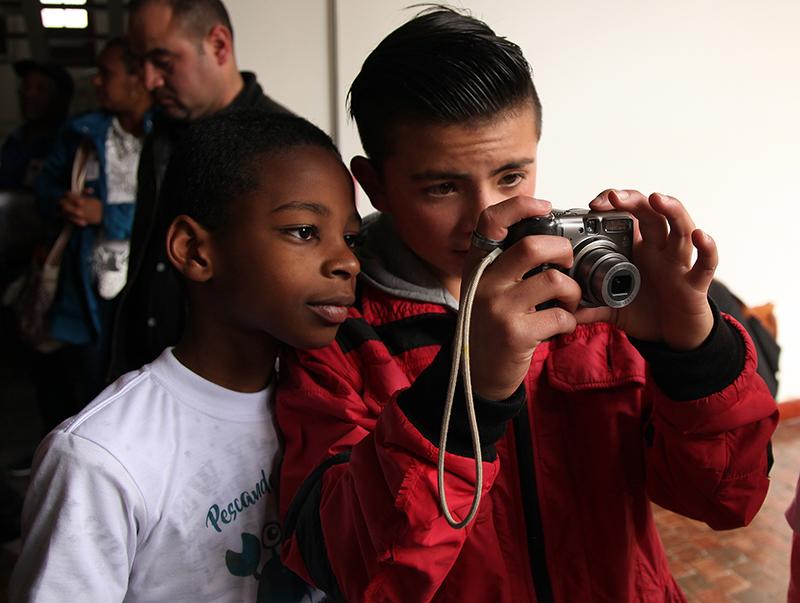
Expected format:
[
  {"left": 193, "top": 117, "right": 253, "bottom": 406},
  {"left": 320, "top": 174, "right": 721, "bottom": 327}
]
[{"left": 603, "top": 219, "right": 630, "bottom": 233}]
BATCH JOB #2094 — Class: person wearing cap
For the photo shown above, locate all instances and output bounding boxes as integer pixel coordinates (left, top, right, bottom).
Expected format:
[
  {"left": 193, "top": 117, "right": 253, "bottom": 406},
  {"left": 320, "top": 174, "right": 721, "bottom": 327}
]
[{"left": 0, "top": 60, "right": 73, "bottom": 191}]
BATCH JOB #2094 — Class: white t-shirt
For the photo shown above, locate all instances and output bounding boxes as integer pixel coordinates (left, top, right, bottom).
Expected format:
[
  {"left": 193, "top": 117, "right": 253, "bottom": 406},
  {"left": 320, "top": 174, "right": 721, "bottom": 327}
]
[{"left": 10, "top": 349, "right": 322, "bottom": 602}]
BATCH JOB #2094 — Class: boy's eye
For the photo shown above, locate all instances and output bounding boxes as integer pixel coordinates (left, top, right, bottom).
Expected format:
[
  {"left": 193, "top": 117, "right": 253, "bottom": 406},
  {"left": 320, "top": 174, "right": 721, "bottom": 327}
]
[
  {"left": 284, "top": 226, "right": 318, "bottom": 241},
  {"left": 344, "top": 233, "right": 362, "bottom": 249},
  {"left": 424, "top": 182, "right": 457, "bottom": 197},
  {"left": 499, "top": 172, "right": 525, "bottom": 187}
]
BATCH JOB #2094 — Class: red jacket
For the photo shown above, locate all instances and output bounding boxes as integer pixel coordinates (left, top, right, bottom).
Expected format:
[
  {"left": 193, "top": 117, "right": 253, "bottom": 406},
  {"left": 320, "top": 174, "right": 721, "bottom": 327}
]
[{"left": 278, "top": 214, "right": 778, "bottom": 602}]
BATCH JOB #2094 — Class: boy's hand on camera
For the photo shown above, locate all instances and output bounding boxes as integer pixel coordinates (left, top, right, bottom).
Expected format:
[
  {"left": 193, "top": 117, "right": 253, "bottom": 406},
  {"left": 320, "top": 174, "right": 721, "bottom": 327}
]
[
  {"left": 583, "top": 189, "right": 716, "bottom": 351},
  {"left": 464, "top": 196, "right": 581, "bottom": 401}
]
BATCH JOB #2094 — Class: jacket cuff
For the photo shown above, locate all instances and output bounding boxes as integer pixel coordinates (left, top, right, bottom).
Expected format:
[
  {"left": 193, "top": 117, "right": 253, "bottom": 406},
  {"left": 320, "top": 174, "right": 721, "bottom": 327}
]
[
  {"left": 628, "top": 298, "right": 745, "bottom": 401},
  {"left": 397, "top": 343, "right": 525, "bottom": 460}
]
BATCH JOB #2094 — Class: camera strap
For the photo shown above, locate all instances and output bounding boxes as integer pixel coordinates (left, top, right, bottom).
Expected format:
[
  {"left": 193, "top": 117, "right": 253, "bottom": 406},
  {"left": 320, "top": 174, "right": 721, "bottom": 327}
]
[{"left": 438, "top": 246, "right": 502, "bottom": 529}]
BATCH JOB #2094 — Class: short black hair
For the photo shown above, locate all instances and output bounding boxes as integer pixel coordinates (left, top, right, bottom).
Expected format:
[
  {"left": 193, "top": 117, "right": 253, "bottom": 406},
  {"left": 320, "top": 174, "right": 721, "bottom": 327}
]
[
  {"left": 348, "top": 6, "right": 542, "bottom": 163},
  {"left": 129, "top": 0, "right": 234, "bottom": 41},
  {"left": 102, "top": 36, "right": 139, "bottom": 74},
  {"left": 161, "top": 111, "right": 342, "bottom": 231}
]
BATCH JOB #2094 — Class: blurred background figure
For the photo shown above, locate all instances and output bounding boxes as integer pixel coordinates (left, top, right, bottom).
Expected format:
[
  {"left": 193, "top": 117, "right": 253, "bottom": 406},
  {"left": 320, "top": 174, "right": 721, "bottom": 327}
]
[
  {"left": 7, "top": 37, "right": 151, "bottom": 477},
  {"left": 107, "top": 0, "right": 291, "bottom": 381},
  {"left": 0, "top": 56, "right": 74, "bottom": 557},
  {"left": 0, "top": 60, "right": 73, "bottom": 191}
]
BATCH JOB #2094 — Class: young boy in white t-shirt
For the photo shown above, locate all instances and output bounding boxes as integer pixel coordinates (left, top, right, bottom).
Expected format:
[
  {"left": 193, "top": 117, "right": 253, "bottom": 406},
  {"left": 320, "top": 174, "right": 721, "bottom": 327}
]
[{"left": 10, "top": 111, "right": 361, "bottom": 602}]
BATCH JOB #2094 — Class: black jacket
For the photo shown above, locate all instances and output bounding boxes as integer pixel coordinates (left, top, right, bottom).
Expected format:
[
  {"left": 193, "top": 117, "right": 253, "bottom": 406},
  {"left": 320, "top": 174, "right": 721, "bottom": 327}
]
[{"left": 108, "top": 72, "right": 290, "bottom": 380}]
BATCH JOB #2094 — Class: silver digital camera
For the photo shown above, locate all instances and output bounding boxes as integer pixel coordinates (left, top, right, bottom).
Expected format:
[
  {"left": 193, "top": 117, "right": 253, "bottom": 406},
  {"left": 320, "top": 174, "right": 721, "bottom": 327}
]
[{"left": 503, "top": 209, "right": 641, "bottom": 308}]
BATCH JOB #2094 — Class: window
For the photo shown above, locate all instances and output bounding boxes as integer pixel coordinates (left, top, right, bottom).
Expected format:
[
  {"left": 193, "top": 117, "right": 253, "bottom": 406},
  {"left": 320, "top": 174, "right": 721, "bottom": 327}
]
[
  {"left": 2, "top": 0, "right": 125, "bottom": 69},
  {"left": 40, "top": 0, "right": 89, "bottom": 30}
]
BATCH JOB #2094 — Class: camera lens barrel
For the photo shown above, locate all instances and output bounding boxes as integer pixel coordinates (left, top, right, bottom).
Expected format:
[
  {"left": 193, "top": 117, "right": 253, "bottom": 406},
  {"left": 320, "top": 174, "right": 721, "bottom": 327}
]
[{"left": 573, "top": 245, "right": 640, "bottom": 308}]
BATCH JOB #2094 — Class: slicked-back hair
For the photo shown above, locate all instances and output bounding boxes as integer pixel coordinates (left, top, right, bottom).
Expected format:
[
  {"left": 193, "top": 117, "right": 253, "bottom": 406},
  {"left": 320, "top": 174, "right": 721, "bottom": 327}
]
[
  {"left": 348, "top": 6, "right": 542, "bottom": 164},
  {"left": 129, "top": 0, "right": 234, "bottom": 42},
  {"left": 161, "top": 111, "right": 342, "bottom": 232},
  {"left": 102, "top": 36, "right": 139, "bottom": 74}
]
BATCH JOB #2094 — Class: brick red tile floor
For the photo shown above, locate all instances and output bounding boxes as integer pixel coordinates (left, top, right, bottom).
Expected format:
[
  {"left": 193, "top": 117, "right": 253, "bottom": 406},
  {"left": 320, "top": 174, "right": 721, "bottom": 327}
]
[{"left": 2, "top": 418, "right": 798, "bottom": 602}]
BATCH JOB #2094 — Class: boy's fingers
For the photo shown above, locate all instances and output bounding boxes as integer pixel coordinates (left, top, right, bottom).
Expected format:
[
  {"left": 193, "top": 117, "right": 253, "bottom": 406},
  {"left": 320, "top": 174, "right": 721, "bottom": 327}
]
[
  {"left": 650, "top": 193, "right": 696, "bottom": 265},
  {"left": 464, "top": 196, "right": 553, "bottom": 276},
  {"left": 686, "top": 229, "right": 718, "bottom": 290},
  {"left": 501, "top": 265, "right": 582, "bottom": 315},
  {"left": 473, "top": 196, "right": 552, "bottom": 244},
  {"left": 588, "top": 189, "right": 616, "bottom": 211},
  {"left": 608, "top": 190, "right": 668, "bottom": 248},
  {"left": 527, "top": 306, "right": 578, "bottom": 339},
  {"left": 590, "top": 189, "right": 644, "bottom": 210},
  {"left": 488, "top": 234, "right": 573, "bottom": 284},
  {"left": 574, "top": 305, "right": 612, "bottom": 324}
]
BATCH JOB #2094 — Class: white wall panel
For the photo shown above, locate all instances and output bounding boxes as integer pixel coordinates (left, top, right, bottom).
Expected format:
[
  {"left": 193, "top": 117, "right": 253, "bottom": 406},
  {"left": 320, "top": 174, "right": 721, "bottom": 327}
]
[{"left": 227, "top": 0, "right": 333, "bottom": 133}]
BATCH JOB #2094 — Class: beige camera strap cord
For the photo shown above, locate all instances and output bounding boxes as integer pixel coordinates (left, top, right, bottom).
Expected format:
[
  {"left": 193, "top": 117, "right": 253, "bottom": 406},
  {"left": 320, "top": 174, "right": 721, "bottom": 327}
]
[{"left": 438, "top": 246, "right": 503, "bottom": 529}]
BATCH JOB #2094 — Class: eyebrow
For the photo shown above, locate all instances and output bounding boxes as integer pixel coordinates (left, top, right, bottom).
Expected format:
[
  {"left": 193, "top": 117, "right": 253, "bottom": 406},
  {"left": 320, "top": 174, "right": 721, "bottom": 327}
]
[
  {"left": 272, "top": 201, "right": 330, "bottom": 216},
  {"left": 273, "top": 202, "right": 362, "bottom": 227},
  {"left": 410, "top": 159, "right": 535, "bottom": 181}
]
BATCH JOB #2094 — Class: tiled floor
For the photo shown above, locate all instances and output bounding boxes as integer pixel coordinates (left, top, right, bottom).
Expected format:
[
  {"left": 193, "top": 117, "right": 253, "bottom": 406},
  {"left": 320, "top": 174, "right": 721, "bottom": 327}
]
[{"left": 1, "top": 337, "right": 798, "bottom": 603}]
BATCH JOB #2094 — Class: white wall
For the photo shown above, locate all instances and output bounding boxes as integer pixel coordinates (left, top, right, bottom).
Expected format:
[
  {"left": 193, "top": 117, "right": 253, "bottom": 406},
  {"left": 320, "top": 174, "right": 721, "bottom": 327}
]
[{"left": 226, "top": 1, "right": 334, "bottom": 134}]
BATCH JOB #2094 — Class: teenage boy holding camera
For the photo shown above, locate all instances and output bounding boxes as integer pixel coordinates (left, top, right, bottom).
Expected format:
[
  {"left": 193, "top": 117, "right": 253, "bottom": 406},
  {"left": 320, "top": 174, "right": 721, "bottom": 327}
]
[{"left": 277, "top": 8, "right": 778, "bottom": 602}]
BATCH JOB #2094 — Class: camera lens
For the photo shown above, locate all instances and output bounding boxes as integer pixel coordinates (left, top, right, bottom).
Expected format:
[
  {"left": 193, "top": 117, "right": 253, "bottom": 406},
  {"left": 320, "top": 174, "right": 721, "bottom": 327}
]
[
  {"left": 592, "top": 259, "right": 640, "bottom": 308},
  {"left": 573, "top": 245, "right": 640, "bottom": 308},
  {"left": 611, "top": 274, "right": 632, "bottom": 296}
]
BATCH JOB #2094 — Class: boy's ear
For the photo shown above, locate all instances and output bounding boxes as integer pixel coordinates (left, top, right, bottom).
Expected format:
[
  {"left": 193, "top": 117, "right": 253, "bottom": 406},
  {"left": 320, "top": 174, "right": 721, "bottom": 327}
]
[
  {"left": 350, "top": 155, "right": 387, "bottom": 213},
  {"left": 166, "top": 215, "right": 214, "bottom": 282}
]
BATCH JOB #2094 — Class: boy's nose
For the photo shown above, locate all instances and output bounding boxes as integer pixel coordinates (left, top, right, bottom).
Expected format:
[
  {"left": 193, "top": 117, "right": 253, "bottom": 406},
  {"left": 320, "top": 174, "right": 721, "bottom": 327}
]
[
  {"left": 324, "top": 246, "right": 360, "bottom": 279},
  {"left": 465, "top": 188, "right": 500, "bottom": 230},
  {"left": 477, "top": 191, "right": 497, "bottom": 214}
]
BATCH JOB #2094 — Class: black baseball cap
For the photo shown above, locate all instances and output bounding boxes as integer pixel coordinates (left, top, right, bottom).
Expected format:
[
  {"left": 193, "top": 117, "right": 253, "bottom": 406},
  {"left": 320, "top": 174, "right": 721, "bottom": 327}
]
[{"left": 13, "top": 59, "right": 74, "bottom": 100}]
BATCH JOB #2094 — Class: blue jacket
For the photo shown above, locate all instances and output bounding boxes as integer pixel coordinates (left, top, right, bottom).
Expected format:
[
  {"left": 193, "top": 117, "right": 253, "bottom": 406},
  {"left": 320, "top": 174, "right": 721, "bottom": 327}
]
[{"left": 36, "top": 110, "right": 152, "bottom": 345}]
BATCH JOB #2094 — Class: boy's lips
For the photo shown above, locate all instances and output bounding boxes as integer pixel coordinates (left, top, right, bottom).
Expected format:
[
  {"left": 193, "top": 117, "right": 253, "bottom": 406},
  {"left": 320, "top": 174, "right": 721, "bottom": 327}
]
[{"left": 307, "top": 296, "right": 354, "bottom": 325}]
